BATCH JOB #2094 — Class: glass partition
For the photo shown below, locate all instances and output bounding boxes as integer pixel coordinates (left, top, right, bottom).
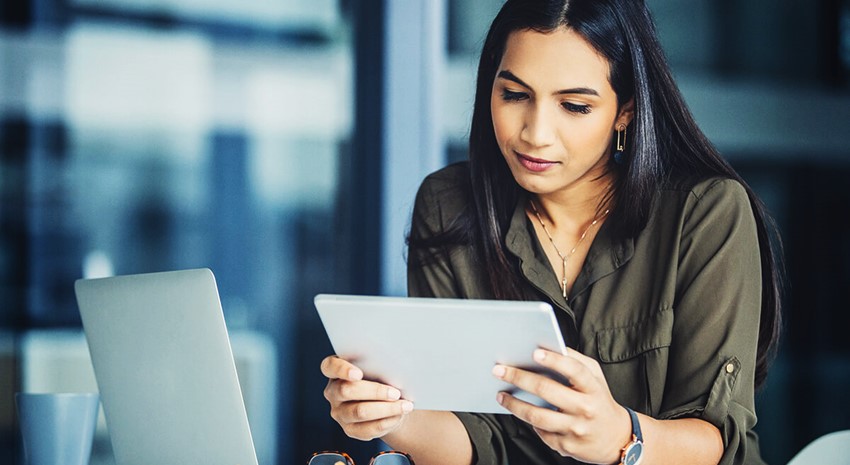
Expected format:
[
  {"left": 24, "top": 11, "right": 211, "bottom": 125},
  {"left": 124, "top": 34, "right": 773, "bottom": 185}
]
[{"left": 0, "top": 1, "right": 362, "bottom": 463}]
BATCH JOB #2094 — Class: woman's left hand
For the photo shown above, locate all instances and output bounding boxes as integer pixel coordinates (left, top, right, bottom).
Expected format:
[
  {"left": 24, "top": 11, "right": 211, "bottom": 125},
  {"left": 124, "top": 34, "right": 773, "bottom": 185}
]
[{"left": 492, "top": 348, "right": 632, "bottom": 464}]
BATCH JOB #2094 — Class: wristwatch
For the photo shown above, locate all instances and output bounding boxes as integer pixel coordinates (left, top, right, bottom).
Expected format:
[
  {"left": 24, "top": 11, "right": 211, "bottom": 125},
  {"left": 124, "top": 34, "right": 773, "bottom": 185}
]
[{"left": 619, "top": 407, "right": 644, "bottom": 465}]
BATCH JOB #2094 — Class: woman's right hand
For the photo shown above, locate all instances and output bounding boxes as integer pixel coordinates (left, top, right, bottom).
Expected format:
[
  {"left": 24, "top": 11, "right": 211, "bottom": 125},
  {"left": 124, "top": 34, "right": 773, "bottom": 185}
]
[{"left": 320, "top": 355, "right": 415, "bottom": 441}]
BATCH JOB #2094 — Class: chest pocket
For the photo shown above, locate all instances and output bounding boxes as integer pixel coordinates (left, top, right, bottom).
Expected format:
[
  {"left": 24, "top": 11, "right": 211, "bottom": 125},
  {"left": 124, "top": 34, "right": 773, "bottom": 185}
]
[{"left": 595, "top": 308, "right": 673, "bottom": 415}]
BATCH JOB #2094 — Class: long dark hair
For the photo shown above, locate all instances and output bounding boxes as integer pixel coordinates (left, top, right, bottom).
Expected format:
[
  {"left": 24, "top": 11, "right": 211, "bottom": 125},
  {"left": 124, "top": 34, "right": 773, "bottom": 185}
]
[{"left": 413, "top": 0, "right": 783, "bottom": 389}]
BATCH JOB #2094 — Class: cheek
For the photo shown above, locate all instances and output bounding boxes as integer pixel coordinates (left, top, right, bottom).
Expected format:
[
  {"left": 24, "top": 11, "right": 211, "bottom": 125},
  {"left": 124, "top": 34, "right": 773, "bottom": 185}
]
[
  {"left": 567, "top": 116, "right": 615, "bottom": 153},
  {"left": 596, "top": 121, "right": 617, "bottom": 152}
]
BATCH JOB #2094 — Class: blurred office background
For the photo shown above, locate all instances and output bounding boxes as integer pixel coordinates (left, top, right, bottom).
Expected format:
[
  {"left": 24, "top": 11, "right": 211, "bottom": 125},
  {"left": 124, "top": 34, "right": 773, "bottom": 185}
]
[{"left": 1, "top": 0, "right": 849, "bottom": 464}]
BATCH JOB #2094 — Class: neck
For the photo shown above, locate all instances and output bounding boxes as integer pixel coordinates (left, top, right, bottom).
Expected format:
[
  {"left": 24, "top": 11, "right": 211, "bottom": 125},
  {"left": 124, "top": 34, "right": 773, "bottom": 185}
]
[{"left": 531, "top": 176, "right": 614, "bottom": 230}]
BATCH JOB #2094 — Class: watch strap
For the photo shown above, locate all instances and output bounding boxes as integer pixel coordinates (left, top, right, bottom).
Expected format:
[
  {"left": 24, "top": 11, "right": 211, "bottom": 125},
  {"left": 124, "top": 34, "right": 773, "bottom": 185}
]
[
  {"left": 619, "top": 407, "right": 644, "bottom": 465},
  {"left": 625, "top": 406, "right": 642, "bottom": 442}
]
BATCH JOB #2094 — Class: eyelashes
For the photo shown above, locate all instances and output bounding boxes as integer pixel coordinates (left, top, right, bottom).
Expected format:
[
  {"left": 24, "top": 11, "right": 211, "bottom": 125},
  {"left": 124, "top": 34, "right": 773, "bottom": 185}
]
[
  {"left": 501, "top": 89, "right": 528, "bottom": 102},
  {"left": 499, "top": 89, "right": 591, "bottom": 115},
  {"left": 561, "top": 101, "right": 591, "bottom": 115}
]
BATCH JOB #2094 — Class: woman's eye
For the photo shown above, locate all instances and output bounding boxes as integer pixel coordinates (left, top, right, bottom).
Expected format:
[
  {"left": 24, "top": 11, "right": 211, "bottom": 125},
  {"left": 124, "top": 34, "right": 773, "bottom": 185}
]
[
  {"left": 501, "top": 89, "right": 528, "bottom": 102},
  {"left": 562, "top": 102, "right": 591, "bottom": 114}
]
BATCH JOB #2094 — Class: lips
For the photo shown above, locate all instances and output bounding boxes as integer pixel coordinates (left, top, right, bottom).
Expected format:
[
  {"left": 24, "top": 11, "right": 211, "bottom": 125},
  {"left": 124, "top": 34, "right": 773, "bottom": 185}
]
[{"left": 515, "top": 151, "right": 558, "bottom": 172}]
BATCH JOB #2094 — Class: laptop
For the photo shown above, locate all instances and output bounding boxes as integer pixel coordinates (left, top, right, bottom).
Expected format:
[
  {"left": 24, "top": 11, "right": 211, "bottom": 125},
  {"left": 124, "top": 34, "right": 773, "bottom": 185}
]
[{"left": 74, "top": 268, "right": 258, "bottom": 465}]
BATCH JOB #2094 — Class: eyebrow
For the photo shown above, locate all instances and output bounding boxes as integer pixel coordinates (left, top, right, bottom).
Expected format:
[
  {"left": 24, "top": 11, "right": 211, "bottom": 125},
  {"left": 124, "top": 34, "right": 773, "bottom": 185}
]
[{"left": 497, "top": 70, "right": 600, "bottom": 97}]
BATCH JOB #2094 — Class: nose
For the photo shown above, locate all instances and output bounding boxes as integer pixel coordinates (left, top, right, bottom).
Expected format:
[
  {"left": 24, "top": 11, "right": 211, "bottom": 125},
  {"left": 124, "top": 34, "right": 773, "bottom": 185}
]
[{"left": 519, "top": 104, "right": 556, "bottom": 148}]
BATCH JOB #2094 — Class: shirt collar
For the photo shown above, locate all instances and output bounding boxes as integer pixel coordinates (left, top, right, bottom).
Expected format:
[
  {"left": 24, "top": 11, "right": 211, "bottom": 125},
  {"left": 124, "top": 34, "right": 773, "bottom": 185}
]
[
  {"left": 505, "top": 191, "right": 635, "bottom": 309},
  {"left": 505, "top": 191, "right": 566, "bottom": 310}
]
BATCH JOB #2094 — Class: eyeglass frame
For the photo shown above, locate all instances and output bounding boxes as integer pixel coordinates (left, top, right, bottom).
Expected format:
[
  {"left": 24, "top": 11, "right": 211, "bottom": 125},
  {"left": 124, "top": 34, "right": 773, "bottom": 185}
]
[{"left": 308, "top": 449, "right": 416, "bottom": 465}]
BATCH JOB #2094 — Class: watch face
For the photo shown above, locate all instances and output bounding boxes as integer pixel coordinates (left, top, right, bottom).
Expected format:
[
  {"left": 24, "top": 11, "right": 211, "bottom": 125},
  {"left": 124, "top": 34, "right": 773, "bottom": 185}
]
[{"left": 623, "top": 442, "right": 643, "bottom": 465}]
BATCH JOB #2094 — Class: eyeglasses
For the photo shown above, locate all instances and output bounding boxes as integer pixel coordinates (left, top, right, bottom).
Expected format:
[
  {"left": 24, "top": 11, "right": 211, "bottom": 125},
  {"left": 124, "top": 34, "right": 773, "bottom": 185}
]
[{"left": 308, "top": 450, "right": 415, "bottom": 465}]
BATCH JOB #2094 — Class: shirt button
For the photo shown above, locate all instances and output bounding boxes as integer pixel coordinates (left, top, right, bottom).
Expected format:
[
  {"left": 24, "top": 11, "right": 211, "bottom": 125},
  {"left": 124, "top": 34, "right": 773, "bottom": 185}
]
[{"left": 726, "top": 363, "right": 735, "bottom": 374}]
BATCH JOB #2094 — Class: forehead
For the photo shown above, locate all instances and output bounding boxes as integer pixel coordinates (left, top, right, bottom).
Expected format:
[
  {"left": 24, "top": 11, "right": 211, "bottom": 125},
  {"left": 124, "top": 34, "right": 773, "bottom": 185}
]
[{"left": 498, "top": 27, "right": 612, "bottom": 92}]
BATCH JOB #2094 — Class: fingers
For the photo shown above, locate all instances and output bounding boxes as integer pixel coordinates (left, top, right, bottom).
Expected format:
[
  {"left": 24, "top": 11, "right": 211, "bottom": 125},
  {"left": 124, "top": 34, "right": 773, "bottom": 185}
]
[
  {"left": 560, "top": 347, "right": 606, "bottom": 381},
  {"left": 321, "top": 355, "right": 401, "bottom": 403},
  {"left": 338, "top": 413, "right": 408, "bottom": 442},
  {"left": 496, "top": 391, "right": 565, "bottom": 432},
  {"left": 492, "top": 349, "right": 606, "bottom": 416},
  {"left": 329, "top": 397, "right": 414, "bottom": 441},
  {"left": 319, "top": 354, "right": 414, "bottom": 441},
  {"left": 324, "top": 378, "right": 403, "bottom": 406},
  {"left": 320, "top": 355, "right": 363, "bottom": 381},
  {"left": 527, "top": 349, "right": 601, "bottom": 394},
  {"left": 331, "top": 398, "right": 414, "bottom": 426}
]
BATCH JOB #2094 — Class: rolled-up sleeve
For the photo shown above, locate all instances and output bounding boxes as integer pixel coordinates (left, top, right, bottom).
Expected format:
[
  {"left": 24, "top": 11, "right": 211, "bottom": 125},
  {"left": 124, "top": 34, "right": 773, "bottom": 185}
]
[{"left": 662, "top": 179, "right": 764, "bottom": 465}]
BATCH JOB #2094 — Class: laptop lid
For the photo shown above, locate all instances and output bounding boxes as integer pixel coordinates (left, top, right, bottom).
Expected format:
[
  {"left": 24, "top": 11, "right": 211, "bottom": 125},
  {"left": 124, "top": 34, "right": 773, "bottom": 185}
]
[{"left": 75, "top": 268, "right": 258, "bottom": 465}]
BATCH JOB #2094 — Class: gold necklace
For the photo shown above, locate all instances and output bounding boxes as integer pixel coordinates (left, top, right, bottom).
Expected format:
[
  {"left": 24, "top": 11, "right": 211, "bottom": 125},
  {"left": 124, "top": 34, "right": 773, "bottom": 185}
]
[{"left": 529, "top": 200, "right": 609, "bottom": 298}]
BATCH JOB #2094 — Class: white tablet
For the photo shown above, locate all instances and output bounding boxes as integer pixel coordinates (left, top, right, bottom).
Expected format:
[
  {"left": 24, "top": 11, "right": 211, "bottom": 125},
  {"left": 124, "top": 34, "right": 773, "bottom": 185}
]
[{"left": 314, "top": 294, "right": 568, "bottom": 414}]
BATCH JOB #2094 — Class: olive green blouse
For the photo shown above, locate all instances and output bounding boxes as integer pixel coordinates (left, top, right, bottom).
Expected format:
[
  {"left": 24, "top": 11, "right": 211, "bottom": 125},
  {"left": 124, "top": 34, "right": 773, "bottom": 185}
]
[{"left": 407, "top": 162, "right": 765, "bottom": 465}]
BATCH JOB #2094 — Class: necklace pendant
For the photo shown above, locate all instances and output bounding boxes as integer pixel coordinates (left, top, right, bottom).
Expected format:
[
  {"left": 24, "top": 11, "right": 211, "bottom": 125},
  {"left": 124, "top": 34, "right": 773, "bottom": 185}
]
[
  {"left": 561, "top": 259, "right": 568, "bottom": 298},
  {"left": 529, "top": 200, "right": 611, "bottom": 301}
]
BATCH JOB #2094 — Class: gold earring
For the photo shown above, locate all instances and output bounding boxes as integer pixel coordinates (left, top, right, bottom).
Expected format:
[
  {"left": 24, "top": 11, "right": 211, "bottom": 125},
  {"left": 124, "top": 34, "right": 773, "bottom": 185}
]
[
  {"left": 613, "top": 124, "right": 628, "bottom": 164},
  {"left": 616, "top": 124, "right": 627, "bottom": 151}
]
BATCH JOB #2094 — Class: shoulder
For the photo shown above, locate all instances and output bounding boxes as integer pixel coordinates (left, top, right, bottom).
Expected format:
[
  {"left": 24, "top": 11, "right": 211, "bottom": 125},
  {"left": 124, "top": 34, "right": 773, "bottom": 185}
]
[
  {"left": 412, "top": 161, "right": 472, "bottom": 230},
  {"left": 660, "top": 176, "right": 751, "bottom": 214},
  {"left": 686, "top": 177, "right": 753, "bottom": 225},
  {"left": 687, "top": 176, "right": 749, "bottom": 204},
  {"left": 417, "top": 161, "right": 471, "bottom": 200},
  {"left": 653, "top": 176, "right": 757, "bottom": 243}
]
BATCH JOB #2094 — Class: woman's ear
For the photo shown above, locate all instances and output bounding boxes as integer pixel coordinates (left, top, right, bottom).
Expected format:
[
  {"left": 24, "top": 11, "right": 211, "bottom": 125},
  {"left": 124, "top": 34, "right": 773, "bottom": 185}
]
[{"left": 615, "top": 98, "right": 635, "bottom": 128}]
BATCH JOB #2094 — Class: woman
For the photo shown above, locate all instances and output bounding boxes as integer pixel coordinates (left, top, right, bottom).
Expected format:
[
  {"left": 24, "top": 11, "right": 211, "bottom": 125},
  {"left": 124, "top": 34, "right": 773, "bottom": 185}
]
[{"left": 321, "top": 0, "right": 782, "bottom": 464}]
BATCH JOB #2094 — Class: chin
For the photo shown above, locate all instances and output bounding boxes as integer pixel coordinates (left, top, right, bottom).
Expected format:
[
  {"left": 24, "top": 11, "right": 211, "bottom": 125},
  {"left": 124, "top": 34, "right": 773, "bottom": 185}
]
[
  {"left": 512, "top": 176, "right": 550, "bottom": 195},
  {"left": 504, "top": 162, "right": 560, "bottom": 195}
]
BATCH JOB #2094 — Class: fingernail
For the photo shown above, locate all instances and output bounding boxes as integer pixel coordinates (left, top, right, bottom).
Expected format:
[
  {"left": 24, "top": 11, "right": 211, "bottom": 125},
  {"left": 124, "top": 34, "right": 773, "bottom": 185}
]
[
  {"left": 402, "top": 401, "right": 414, "bottom": 413},
  {"left": 492, "top": 365, "right": 506, "bottom": 378},
  {"left": 497, "top": 392, "right": 505, "bottom": 405},
  {"left": 387, "top": 387, "right": 401, "bottom": 400},
  {"left": 534, "top": 349, "right": 546, "bottom": 362},
  {"left": 349, "top": 368, "right": 363, "bottom": 380}
]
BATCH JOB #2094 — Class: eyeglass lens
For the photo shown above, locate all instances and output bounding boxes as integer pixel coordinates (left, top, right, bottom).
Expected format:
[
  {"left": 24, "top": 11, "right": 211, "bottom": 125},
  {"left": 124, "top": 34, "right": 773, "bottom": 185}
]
[
  {"left": 371, "top": 452, "right": 412, "bottom": 465},
  {"left": 309, "top": 453, "right": 353, "bottom": 465}
]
